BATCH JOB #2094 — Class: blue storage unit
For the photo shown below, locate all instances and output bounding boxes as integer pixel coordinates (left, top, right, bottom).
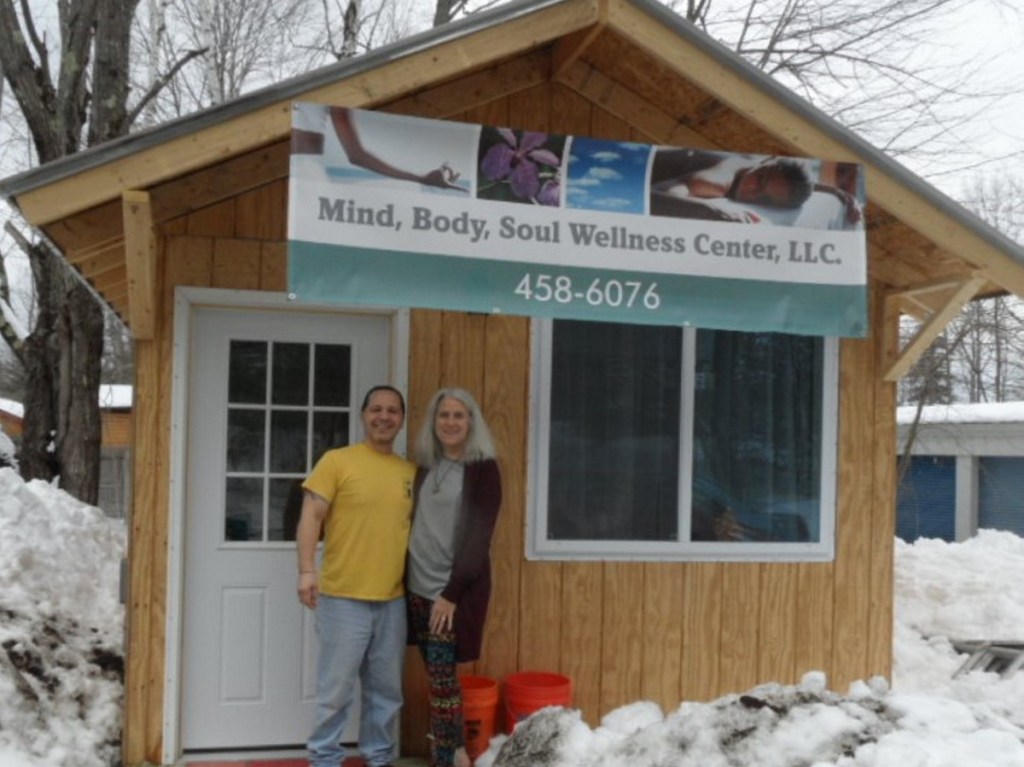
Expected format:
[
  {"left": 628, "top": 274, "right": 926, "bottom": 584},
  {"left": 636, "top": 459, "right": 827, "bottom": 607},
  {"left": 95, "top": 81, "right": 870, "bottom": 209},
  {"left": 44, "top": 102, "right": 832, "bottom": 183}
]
[
  {"left": 896, "top": 455, "right": 956, "bottom": 542},
  {"left": 978, "top": 457, "right": 1024, "bottom": 535}
]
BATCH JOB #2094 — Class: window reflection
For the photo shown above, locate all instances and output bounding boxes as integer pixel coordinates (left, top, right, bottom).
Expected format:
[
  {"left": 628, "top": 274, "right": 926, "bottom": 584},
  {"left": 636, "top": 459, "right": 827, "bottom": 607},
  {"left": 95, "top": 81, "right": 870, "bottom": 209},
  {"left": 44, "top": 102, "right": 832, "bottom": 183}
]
[
  {"left": 269, "top": 478, "right": 304, "bottom": 542},
  {"left": 270, "top": 410, "right": 308, "bottom": 473},
  {"left": 225, "top": 477, "right": 264, "bottom": 541},
  {"left": 227, "top": 409, "right": 266, "bottom": 472},
  {"left": 315, "top": 345, "right": 352, "bottom": 407},
  {"left": 313, "top": 411, "right": 350, "bottom": 463},
  {"left": 548, "top": 320, "right": 681, "bottom": 541},
  {"left": 272, "top": 343, "right": 310, "bottom": 406},
  {"left": 691, "top": 330, "right": 822, "bottom": 543},
  {"left": 228, "top": 341, "right": 267, "bottom": 404}
]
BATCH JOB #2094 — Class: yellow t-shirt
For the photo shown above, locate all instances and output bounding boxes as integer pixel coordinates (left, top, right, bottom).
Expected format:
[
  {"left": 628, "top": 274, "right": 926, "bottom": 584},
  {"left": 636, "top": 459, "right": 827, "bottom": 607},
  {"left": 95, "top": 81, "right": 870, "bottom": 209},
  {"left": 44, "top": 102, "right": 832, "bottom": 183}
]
[{"left": 303, "top": 442, "right": 416, "bottom": 600}]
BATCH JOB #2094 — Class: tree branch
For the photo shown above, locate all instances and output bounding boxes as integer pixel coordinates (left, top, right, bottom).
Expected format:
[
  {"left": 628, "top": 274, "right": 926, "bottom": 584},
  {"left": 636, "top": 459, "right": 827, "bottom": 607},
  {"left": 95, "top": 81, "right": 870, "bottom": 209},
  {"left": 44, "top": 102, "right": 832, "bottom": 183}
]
[{"left": 125, "top": 45, "right": 207, "bottom": 127}]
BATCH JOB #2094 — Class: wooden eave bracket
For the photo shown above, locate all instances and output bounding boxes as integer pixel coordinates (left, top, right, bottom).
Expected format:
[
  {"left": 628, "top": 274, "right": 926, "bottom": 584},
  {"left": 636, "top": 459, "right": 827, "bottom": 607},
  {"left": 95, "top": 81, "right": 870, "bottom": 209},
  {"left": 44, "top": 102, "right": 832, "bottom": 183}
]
[
  {"left": 122, "top": 190, "right": 157, "bottom": 340},
  {"left": 882, "top": 273, "right": 987, "bottom": 382}
]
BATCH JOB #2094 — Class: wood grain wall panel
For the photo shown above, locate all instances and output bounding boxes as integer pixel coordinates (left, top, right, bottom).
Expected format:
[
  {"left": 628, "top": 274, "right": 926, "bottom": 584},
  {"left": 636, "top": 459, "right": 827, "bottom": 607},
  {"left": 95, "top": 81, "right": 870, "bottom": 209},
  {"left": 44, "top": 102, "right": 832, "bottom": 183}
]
[
  {"left": 163, "top": 236, "right": 213, "bottom": 304},
  {"left": 641, "top": 563, "right": 684, "bottom": 712},
  {"left": 212, "top": 238, "right": 262, "bottom": 290},
  {"left": 794, "top": 563, "right": 835, "bottom": 681},
  {"left": 480, "top": 314, "right": 529, "bottom": 685},
  {"left": 159, "top": 216, "right": 188, "bottom": 236},
  {"left": 681, "top": 564, "right": 722, "bottom": 701},
  {"left": 831, "top": 332, "right": 875, "bottom": 690},
  {"left": 757, "top": 563, "right": 798, "bottom": 685},
  {"left": 234, "top": 181, "right": 286, "bottom": 240},
  {"left": 441, "top": 312, "right": 487, "bottom": 396},
  {"left": 599, "top": 563, "right": 645, "bottom": 713},
  {"left": 259, "top": 241, "right": 287, "bottom": 291},
  {"left": 186, "top": 199, "right": 235, "bottom": 237},
  {"left": 408, "top": 309, "right": 444, "bottom": 442},
  {"left": 867, "top": 288, "right": 897, "bottom": 679},
  {"left": 463, "top": 98, "right": 511, "bottom": 133},
  {"left": 518, "top": 561, "right": 563, "bottom": 673},
  {"left": 401, "top": 645, "right": 430, "bottom": 758},
  {"left": 718, "top": 563, "right": 761, "bottom": 694},
  {"left": 561, "top": 562, "right": 604, "bottom": 724}
]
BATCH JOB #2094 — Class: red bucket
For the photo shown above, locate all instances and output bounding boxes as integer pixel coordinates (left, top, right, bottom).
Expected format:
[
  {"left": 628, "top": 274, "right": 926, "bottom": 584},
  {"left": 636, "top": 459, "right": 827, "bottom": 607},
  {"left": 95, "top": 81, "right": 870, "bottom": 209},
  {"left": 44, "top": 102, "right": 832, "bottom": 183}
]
[
  {"left": 502, "top": 671, "right": 572, "bottom": 732},
  {"left": 461, "top": 675, "right": 499, "bottom": 761}
]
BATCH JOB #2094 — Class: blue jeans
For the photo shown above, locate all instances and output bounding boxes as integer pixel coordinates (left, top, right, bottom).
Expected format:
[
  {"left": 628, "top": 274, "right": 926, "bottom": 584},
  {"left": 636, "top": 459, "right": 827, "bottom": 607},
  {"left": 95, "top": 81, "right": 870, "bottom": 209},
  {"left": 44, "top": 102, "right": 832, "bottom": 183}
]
[{"left": 308, "top": 595, "right": 406, "bottom": 767}]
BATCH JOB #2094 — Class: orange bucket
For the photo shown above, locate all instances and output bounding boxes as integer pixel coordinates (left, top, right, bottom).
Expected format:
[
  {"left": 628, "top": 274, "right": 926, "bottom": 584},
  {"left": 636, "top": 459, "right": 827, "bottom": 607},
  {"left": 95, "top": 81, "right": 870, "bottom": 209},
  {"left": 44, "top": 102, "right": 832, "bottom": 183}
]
[
  {"left": 502, "top": 671, "right": 572, "bottom": 732},
  {"left": 460, "top": 675, "right": 499, "bottom": 761}
]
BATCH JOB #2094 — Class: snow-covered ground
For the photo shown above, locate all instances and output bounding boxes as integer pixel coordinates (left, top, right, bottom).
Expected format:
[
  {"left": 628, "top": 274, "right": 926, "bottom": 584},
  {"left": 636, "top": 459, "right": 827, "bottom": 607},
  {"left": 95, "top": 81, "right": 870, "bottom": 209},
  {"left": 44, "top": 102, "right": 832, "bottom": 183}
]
[{"left": 1, "top": 465, "right": 1023, "bottom": 767}]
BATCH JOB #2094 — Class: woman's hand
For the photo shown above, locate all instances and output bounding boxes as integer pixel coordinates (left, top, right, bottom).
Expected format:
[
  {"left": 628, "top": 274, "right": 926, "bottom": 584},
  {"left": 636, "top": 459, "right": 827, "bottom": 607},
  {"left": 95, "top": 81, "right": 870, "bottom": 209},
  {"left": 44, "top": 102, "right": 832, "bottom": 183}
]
[
  {"left": 422, "top": 163, "right": 468, "bottom": 192},
  {"left": 429, "top": 596, "right": 456, "bottom": 634}
]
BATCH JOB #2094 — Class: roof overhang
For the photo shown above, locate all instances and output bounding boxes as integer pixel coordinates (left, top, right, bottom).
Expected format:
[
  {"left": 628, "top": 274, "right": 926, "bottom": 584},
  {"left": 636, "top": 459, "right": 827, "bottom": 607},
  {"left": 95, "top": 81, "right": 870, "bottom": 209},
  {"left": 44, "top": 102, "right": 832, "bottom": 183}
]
[{"left": 2, "top": 0, "right": 1022, "bottom": 363}]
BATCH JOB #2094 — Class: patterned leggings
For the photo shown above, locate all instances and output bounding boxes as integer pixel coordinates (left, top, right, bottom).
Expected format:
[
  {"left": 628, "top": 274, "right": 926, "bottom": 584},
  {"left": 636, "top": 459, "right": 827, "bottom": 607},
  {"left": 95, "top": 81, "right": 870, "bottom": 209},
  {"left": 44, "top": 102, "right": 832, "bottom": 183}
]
[{"left": 408, "top": 594, "right": 464, "bottom": 767}]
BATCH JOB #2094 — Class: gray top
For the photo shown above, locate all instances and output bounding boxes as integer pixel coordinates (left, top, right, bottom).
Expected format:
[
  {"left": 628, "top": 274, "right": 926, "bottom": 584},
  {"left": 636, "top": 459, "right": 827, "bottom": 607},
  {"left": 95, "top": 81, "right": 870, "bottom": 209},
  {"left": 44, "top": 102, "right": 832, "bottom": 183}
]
[{"left": 408, "top": 459, "right": 464, "bottom": 600}]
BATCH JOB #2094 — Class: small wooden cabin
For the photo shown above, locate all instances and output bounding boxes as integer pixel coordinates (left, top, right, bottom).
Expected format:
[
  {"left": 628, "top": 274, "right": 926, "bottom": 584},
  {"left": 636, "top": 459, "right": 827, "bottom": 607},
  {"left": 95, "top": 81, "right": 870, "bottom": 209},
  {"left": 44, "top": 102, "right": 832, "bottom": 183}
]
[{"left": 3, "top": 0, "right": 1024, "bottom": 764}]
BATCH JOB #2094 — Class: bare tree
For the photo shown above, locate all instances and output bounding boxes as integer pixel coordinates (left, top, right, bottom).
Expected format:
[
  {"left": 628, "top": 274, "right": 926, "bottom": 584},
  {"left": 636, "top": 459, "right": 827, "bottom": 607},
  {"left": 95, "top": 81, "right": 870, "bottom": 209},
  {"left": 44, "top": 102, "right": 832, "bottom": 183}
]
[
  {"left": 668, "top": 0, "right": 1023, "bottom": 179},
  {"left": 0, "top": 0, "right": 200, "bottom": 503}
]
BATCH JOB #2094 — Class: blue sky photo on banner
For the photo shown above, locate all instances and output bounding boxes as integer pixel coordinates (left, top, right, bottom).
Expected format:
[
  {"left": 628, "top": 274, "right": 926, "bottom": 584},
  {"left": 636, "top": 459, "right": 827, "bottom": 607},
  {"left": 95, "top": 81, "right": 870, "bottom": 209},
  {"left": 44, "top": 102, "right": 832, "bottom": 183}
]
[{"left": 287, "top": 103, "right": 868, "bottom": 337}]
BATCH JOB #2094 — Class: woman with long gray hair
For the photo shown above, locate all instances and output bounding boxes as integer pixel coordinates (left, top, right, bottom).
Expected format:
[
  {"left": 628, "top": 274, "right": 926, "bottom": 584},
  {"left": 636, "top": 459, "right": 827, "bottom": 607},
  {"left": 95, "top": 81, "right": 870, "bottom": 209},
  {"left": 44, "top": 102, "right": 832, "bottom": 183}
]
[{"left": 406, "top": 387, "right": 502, "bottom": 767}]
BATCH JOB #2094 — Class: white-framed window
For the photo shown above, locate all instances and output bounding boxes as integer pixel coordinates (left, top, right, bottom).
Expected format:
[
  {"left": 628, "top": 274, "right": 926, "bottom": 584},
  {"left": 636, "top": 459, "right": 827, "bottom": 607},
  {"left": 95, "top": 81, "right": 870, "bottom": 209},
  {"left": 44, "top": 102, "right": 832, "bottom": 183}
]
[{"left": 529, "top": 319, "right": 838, "bottom": 561}]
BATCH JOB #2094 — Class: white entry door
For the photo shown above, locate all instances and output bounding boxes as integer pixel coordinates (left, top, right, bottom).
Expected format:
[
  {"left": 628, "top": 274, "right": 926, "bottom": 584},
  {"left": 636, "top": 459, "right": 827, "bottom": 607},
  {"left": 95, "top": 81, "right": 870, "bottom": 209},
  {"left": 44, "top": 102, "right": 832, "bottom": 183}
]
[{"left": 181, "top": 306, "right": 391, "bottom": 751}]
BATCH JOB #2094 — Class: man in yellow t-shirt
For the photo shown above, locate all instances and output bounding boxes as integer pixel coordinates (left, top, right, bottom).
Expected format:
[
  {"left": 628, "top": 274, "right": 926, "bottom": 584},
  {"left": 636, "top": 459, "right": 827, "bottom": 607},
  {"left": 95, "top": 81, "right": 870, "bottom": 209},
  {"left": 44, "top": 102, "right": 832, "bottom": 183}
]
[{"left": 297, "top": 385, "right": 416, "bottom": 767}]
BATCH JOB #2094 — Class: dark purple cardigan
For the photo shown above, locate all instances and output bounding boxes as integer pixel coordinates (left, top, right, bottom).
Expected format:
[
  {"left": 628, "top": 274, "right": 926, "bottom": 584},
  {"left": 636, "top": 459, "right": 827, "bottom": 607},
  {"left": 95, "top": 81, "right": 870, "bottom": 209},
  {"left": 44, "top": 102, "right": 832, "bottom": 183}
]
[{"left": 408, "top": 458, "right": 502, "bottom": 663}]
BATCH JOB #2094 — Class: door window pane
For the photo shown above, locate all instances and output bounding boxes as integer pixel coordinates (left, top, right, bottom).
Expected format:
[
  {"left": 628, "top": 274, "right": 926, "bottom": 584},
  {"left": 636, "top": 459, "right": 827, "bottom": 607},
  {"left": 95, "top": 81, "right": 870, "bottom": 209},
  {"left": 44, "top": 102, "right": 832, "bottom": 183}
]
[
  {"left": 222, "top": 337, "right": 355, "bottom": 544},
  {"left": 227, "top": 409, "right": 266, "bottom": 472},
  {"left": 229, "top": 341, "right": 267, "bottom": 404},
  {"left": 270, "top": 410, "right": 309, "bottom": 473},
  {"left": 313, "top": 411, "right": 350, "bottom": 463},
  {"left": 225, "top": 477, "right": 264, "bottom": 541},
  {"left": 315, "top": 345, "right": 352, "bottom": 406},
  {"left": 269, "top": 478, "right": 305, "bottom": 542},
  {"left": 272, "top": 343, "right": 310, "bottom": 406}
]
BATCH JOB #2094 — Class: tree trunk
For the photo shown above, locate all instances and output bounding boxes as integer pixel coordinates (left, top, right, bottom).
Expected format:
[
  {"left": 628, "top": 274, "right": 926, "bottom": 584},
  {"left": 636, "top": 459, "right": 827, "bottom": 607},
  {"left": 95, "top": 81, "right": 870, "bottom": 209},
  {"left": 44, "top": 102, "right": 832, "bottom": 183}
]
[
  {"left": 56, "top": 278, "right": 105, "bottom": 504},
  {"left": 17, "top": 243, "right": 104, "bottom": 504}
]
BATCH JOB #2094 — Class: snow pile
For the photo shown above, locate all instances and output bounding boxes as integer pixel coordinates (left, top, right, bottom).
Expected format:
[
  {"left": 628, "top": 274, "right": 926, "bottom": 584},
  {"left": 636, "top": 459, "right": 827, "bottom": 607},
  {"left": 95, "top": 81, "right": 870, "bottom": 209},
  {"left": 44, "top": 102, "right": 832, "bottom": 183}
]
[
  {"left": 0, "top": 468, "right": 126, "bottom": 767},
  {"left": 481, "top": 672, "right": 1024, "bottom": 767}
]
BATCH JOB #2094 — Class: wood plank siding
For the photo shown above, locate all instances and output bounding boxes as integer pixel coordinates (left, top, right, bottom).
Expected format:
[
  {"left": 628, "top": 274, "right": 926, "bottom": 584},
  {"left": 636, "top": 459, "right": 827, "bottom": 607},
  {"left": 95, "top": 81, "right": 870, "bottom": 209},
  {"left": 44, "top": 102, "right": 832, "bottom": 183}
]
[{"left": 120, "top": 80, "right": 899, "bottom": 763}]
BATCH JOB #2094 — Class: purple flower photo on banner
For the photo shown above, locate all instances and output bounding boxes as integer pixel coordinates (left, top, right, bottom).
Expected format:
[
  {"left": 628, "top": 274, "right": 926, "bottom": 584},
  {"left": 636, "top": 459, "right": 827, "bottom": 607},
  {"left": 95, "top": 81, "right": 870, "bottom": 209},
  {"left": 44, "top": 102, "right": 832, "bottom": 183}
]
[{"left": 477, "top": 126, "right": 566, "bottom": 206}]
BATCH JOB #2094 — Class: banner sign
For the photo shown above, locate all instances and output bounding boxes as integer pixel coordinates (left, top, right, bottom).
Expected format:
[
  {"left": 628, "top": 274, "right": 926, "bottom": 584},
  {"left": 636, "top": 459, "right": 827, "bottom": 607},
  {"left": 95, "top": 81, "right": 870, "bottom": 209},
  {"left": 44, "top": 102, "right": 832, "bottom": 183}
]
[{"left": 288, "top": 104, "right": 867, "bottom": 337}]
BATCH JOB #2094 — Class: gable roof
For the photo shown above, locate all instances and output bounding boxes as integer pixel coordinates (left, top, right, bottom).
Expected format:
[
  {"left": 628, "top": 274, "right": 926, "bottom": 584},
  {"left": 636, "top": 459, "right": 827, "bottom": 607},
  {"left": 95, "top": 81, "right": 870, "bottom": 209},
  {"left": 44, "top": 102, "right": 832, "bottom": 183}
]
[{"left": 2, "top": 0, "right": 1023, "bottom": 345}]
